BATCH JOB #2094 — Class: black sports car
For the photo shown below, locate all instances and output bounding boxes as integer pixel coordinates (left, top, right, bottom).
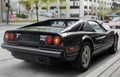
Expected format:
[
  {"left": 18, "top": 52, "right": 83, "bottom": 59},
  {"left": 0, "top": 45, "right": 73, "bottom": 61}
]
[{"left": 1, "top": 19, "right": 119, "bottom": 72}]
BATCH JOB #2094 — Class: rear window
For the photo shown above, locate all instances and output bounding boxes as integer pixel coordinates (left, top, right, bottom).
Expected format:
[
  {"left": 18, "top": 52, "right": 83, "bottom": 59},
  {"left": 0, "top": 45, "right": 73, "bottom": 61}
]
[
  {"left": 50, "top": 20, "right": 78, "bottom": 27},
  {"left": 23, "top": 27, "right": 64, "bottom": 33},
  {"left": 21, "top": 19, "right": 79, "bottom": 33}
]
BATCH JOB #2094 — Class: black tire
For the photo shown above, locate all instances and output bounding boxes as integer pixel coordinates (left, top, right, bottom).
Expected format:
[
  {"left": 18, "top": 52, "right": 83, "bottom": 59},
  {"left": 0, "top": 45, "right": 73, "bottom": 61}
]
[
  {"left": 70, "top": 42, "right": 92, "bottom": 72},
  {"left": 109, "top": 37, "right": 118, "bottom": 54}
]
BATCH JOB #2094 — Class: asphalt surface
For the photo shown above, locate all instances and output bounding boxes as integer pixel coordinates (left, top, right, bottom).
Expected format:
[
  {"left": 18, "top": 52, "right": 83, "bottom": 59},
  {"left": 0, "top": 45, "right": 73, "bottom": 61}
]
[{"left": 0, "top": 23, "right": 120, "bottom": 77}]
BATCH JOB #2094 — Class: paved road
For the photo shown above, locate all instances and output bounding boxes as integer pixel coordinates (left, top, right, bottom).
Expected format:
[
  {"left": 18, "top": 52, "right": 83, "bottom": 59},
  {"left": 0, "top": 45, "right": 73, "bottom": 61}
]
[{"left": 0, "top": 24, "right": 120, "bottom": 77}]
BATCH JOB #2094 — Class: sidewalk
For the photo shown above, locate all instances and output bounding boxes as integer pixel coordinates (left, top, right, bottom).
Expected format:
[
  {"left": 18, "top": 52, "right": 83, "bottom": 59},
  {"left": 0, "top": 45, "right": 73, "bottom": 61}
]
[
  {"left": 0, "top": 22, "right": 33, "bottom": 26},
  {"left": 0, "top": 22, "right": 33, "bottom": 31},
  {"left": 86, "top": 52, "right": 120, "bottom": 77}
]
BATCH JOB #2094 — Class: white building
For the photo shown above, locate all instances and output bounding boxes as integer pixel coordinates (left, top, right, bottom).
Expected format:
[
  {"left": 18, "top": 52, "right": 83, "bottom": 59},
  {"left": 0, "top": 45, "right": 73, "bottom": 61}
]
[
  {"left": 65, "top": 0, "right": 113, "bottom": 18},
  {"left": 8, "top": 0, "right": 114, "bottom": 18},
  {"left": 39, "top": 0, "right": 113, "bottom": 18},
  {"left": 10, "top": 0, "right": 27, "bottom": 13}
]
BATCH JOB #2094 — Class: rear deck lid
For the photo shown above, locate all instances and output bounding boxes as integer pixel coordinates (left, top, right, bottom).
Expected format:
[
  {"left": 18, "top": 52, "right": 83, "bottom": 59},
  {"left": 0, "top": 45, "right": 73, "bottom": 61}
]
[{"left": 21, "top": 26, "right": 65, "bottom": 33}]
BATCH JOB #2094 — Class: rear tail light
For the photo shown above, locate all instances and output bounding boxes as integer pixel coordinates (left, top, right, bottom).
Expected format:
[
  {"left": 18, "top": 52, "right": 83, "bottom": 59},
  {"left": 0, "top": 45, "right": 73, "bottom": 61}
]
[
  {"left": 4, "top": 32, "right": 15, "bottom": 41},
  {"left": 45, "top": 36, "right": 53, "bottom": 45},
  {"left": 45, "top": 36, "right": 62, "bottom": 46},
  {"left": 53, "top": 36, "right": 62, "bottom": 46},
  {"left": 4, "top": 33, "right": 9, "bottom": 40}
]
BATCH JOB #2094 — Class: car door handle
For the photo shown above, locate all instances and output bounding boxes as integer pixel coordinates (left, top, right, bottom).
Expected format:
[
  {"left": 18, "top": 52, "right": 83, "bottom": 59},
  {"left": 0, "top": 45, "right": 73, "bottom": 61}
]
[{"left": 96, "top": 36, "right": 106, "bottom": 40}]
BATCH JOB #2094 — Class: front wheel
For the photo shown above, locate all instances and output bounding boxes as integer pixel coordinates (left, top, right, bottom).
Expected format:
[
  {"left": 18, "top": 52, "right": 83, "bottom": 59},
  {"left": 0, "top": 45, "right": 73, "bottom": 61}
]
[{"left": 70, "top": 42, "right": 92, "bottom": 72}]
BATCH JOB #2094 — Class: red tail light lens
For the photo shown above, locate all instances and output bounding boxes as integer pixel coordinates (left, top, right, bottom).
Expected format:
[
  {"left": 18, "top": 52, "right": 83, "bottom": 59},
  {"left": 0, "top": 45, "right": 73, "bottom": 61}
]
[
  {"left": 53, "top": 36, "right": 62, "bottom": 46},
  {"left": 9, "top": 33, "right": 15, "bottom": 41},
  {"left": 4, "top": 33, "right": 10, "bottom": 40},
  {"left": 46, "top": 36, "right": 53, "bottom": 45},
  {"left": 4, "top": 32, "right": 15, "bottom": 41}
]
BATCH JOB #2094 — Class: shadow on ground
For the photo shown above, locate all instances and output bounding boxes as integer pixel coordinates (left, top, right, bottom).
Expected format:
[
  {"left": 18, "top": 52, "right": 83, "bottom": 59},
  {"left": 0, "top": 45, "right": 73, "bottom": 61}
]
[
  {"left": 0, "top": 50, "right": 117, "bottom": 77},
  {"left": 16, "top": 51, "right": 115, "bottom": 77}
]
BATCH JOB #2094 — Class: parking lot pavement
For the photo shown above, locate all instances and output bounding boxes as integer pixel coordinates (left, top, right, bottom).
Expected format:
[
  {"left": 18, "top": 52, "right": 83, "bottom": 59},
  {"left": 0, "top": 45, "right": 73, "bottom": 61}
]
[{"left": 86, "top": 52, "right": 120, "bottom": 77}]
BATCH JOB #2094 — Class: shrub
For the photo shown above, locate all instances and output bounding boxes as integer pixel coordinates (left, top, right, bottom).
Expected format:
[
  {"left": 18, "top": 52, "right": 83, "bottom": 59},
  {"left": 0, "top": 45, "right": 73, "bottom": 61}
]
[{"left": 16, "top": 14, "right": 28, "bottom": 18}]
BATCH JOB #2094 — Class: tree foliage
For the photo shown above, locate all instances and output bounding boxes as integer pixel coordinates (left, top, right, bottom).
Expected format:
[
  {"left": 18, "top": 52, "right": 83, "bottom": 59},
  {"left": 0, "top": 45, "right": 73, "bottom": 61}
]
[
  {"left": 20, "top": 0, "right": 66, "bottom": 11},
  {"left": 112, "top": 2, "right": 120, "bottom": 15}
]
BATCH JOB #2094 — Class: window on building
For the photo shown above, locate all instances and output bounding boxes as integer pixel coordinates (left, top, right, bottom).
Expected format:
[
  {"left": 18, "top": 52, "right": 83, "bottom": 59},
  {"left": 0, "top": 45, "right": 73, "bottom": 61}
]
[
  {"left": 104, "top": 2, "right": 106, "bottom": 5},
  {"left": 70, "top": 14, "right": 79, "bottom": 17},
  {"left": 89, "top": 6, "right": 92, "bottom": 9},
  {"left": 104, "top": 8, "right": 106, "bottom": 10},
  {"left": 94, "top": 0, "right": 96, "bottom": 2},
  {"left": 84, "top": 6, "right": 88, "bottom": 9},
  {"left": 98, "top": 7, "right": 99, "bottom": 10},
  {"left": 94, "top": 7, "right": 96, "bottom": 10},
  {"left": 89, "top": 0, "right": 92, "bottom": 2},
  {"left": 70, "top": 6, "right": 79, "bottom": 9},
  {"left": 101, "top": 1, "right": 103, "bottom": 4},
  {"left": 84, "top": 11, "right": 88, "bottom": 15},
  {"left": 98, "top": 1, "right": 99, "bottom": 3}
]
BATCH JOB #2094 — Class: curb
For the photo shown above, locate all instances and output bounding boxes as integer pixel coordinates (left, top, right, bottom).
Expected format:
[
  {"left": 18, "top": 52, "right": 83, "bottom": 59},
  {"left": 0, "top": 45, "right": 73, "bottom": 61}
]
[{"left": 85, "top": 53, "right": 120, "bottom": 77}]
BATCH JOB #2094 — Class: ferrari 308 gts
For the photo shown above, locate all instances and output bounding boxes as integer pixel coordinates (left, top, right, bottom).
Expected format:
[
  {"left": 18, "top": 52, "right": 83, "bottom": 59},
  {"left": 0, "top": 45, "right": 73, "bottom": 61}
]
[{"left": 1, "top": 19, "right": 119, "bottom": 72}]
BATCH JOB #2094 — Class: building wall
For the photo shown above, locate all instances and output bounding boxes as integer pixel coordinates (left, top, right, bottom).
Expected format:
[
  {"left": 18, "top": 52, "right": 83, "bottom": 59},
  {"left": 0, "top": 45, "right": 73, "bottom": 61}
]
[
  {"left": 29, "top": 0, "right": 113, "bottom": 18},
  {"left": 0, "top": 0, "right": 2, "bottom": 23},
  {"left": 67, "top": 0, "right": 113, "bottom": 18},
  {"left": 20, "top": 0, "right": 113, "bottom": 18}
]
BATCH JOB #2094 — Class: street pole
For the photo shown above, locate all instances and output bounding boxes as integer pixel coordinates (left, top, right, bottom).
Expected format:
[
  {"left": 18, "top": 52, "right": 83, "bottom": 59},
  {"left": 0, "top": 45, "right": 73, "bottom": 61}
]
[
  {"left": 79, "top": 0, "right": 80, "bottom": 18},
  {"left": 6, "top": 0, "right": 10, "bottom": 24},
  {"left": 87, "top": 0, "right": 89, "bottom": 15},
  {"left": 57, "top": 0, "right": 60, "bottom": 18},
  {"left": 36, "top": 0, "right": 39, "bottom": 22},
  {"left": 19, "top": 1, "right": 20, "bottom": 15},
  {"left": 0, "top": 0, "right": 2, "bottom": 23}
]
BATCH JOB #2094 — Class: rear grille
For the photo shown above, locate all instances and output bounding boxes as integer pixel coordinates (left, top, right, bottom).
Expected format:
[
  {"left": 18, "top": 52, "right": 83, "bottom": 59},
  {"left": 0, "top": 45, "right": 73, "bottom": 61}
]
[
  {"left": 14, "top": 33, "right": 47, "bottom": 46},
  {"left": 20, "top": 34, "right": 40, "bottom": 42}
]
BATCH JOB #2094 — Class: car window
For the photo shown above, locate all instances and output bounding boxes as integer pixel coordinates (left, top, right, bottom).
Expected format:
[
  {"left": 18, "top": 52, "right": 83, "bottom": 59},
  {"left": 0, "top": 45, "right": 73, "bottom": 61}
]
[
  {"left": 67, "top": 21, "right": 78, "bottom": 26},
  {"left": 71, "top": 22, "right": 85, "bottom": 32},
  {"left": 88, "top": 21, "right": 106, "bottom": 33},
  {"left": 51, "top": 21, "right": 66, "bottom": 27},
  {"left": 82, "top": 22, "right": 95, "bottom": 32},
  {"left": 50, "top": 20, "right": 78, "bottom": 27}
]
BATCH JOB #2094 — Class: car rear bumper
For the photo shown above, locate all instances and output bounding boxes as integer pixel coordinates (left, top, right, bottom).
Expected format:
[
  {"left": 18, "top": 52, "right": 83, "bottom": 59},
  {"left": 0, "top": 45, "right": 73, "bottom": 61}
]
[{"left": 1, "top": 43, "right": 65, "bottom": 58}]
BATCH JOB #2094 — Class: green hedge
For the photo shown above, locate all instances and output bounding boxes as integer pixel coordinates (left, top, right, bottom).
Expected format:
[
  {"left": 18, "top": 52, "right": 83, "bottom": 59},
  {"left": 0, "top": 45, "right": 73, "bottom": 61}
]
[{"left": 16, "top": 14, "right": 28, "bottom": 18}]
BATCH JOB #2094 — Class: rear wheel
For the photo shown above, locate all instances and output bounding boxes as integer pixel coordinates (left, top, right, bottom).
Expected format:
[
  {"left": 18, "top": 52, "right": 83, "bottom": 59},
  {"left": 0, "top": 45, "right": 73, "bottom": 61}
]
[{"left": 70, "top": 42, "right": 92, "bottom": 72}]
